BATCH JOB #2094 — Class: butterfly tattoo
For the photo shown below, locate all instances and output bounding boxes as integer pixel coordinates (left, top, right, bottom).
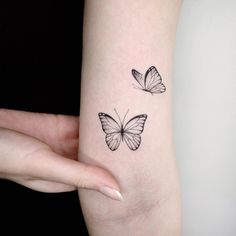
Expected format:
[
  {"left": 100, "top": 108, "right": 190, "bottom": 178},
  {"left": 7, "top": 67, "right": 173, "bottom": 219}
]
[
  {"left": 132, "top": 66, "right": 166, "bottom": 94},
  {"left": 98, "top": 109, "right": 147, "bottom": 151}
]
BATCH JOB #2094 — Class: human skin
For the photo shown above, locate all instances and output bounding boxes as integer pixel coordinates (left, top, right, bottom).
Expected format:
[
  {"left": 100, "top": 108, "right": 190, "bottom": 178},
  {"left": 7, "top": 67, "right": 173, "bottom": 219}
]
[
  {"left": 79, "top": 0, "right": 182, "bottom": 235},
  {"left": 0, "top": 109, "right": 120, "bottom": 195}
]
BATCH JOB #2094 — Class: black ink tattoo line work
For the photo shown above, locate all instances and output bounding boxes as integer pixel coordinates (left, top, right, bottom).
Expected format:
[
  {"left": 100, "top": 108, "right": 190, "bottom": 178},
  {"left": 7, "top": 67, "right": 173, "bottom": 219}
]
[
  {"left": 98, "top": 109, "right": 147, "bottom": 151},
  {"left": 132, "top": 66, "right": 166, "bottom": 94}
]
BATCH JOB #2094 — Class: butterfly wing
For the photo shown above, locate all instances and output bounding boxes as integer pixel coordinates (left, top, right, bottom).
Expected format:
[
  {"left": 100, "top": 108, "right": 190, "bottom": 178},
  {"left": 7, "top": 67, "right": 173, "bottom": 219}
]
[
  {"left": 123, "top": 114, "right": 147, "bottom": 151},
  {"left": 149, "top": 83, "right": 166, "bottom": 94},
  {"left": 123, "top": 133, "right": 141, "bottom": 151},
  {"left": 98, "top": 113, "right": 121, "bottom": 151},
  {"left": 105, "top": 133, "right": 122, "bottom": 151},
  {"left": 131, "top": 69, "right": 145, "bottom": 88},
  {"left": 144, "top": 66, "right": 166, "bottom": 93}
]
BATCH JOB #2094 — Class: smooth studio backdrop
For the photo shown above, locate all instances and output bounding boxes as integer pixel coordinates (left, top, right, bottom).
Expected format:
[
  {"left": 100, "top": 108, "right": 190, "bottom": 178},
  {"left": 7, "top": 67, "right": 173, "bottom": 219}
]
[{"left": 173, "top": 1, "right": 236, "bottom": 235}]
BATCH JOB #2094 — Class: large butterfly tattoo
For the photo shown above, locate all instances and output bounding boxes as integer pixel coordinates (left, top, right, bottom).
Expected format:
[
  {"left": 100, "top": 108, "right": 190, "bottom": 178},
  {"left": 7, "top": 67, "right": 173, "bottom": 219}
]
[
  {"left": 132, "top": 66, "right": 166, "bottom": 94},
  {"left": 98, "top": 109, "right": 147, "bottom": 151}
]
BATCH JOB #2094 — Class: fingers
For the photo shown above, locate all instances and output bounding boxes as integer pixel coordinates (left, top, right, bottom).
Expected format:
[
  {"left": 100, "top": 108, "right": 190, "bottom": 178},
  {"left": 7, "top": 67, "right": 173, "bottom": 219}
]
[
  {"left": 0, "top": 109, "right": 79, "bottom": 159},
  {"left": 9, "top": 177, "right": 76, "bottom": 193},
  {"left": 0, "top": 109, "right": 79, "bottom": 142},
  {"left": 25, "top": 149, "right": 123, "bottom": 201},
  {"left": 0, "top": 128, "right": 123, "bottom": 201}
]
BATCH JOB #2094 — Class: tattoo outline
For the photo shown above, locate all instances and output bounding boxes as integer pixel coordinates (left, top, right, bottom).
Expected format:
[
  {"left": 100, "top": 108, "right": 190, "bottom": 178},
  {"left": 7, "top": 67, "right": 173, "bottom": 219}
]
[
  {"left": 132, "top": 66, "right": 166, "bottom": 94},
  {"left": 98, "top": 109, "right": 147, "bottom": 151}
]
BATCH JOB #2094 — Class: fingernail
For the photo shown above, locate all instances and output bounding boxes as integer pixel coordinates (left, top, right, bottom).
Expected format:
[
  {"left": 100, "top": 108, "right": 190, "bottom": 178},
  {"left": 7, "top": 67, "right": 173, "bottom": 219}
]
[{"left": 99, "top": 186, "right": 124, "bottom": 201}]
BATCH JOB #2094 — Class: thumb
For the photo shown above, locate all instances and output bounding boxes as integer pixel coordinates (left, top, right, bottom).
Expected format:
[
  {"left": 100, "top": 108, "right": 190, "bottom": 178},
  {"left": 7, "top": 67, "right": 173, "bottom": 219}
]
[{"left": 27, "top": 149, "right": 124, "bottom": 201}]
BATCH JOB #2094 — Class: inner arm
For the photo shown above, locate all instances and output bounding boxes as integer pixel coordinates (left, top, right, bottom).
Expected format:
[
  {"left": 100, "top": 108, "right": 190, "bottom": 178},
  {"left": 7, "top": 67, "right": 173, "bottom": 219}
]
[{"left": 78, "top": 0, "right": 182, "bottom": 235}]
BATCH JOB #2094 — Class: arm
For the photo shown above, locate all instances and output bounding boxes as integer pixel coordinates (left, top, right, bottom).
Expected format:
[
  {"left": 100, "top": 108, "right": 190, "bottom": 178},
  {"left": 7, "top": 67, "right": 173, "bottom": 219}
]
[{"left": 79, "top": 0, "right": 182, "bottom": 235}]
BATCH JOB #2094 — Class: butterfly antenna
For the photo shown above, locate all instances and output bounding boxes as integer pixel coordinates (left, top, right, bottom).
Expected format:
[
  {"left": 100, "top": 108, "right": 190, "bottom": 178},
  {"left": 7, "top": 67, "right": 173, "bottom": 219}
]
[
  {"left": 114, "top": 108, "right": 122, "bottom": 126},
  {"left": 122, "top": 109, "right": 130, "bottom": 124}
]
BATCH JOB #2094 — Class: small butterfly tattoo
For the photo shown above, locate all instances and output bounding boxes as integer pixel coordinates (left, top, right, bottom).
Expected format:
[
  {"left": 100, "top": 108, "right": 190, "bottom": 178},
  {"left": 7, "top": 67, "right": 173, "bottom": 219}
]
[
  {"left": 98, "top": 109, "right": 147, "bottom": 151},
  {"left": 131, "top": 66, "right": 166, "bottom": 94}
]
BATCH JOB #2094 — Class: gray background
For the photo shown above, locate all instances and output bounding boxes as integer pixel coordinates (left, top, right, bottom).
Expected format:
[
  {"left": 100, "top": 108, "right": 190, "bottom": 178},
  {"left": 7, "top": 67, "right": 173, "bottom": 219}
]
[{"left": 173, "top": 0, "right": 236, "bottom": 235}]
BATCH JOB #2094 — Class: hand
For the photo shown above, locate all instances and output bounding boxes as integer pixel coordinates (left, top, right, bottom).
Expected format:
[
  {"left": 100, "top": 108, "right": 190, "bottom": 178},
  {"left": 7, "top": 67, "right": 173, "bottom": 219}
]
[{"left": 0, "top": 109, "right": 123, "bottom": 201}]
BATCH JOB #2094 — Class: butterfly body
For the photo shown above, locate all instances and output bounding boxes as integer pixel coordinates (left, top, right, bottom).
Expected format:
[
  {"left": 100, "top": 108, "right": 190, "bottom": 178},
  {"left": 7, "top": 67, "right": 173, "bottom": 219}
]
[
  {"left": 120, "top": 125, "right": 124, "bottom": 141},
  {"left": 98, "top": 111, "right": 147, "bottom": 151},
  {"left": 132, "top": 66, "right": 166, "bottom": 94}
]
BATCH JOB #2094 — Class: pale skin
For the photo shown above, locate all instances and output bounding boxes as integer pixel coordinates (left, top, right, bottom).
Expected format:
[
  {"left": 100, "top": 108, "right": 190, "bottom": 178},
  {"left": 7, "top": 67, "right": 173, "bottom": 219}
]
[
  {"left": 79, "top": 0, "right": 182, "bottom": 235},
  {"left": 0, "top": 0, "right": 182, "bottom": 235},
  {"left": 0, "top": 109, "right": 120, "bottom": 195}
]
